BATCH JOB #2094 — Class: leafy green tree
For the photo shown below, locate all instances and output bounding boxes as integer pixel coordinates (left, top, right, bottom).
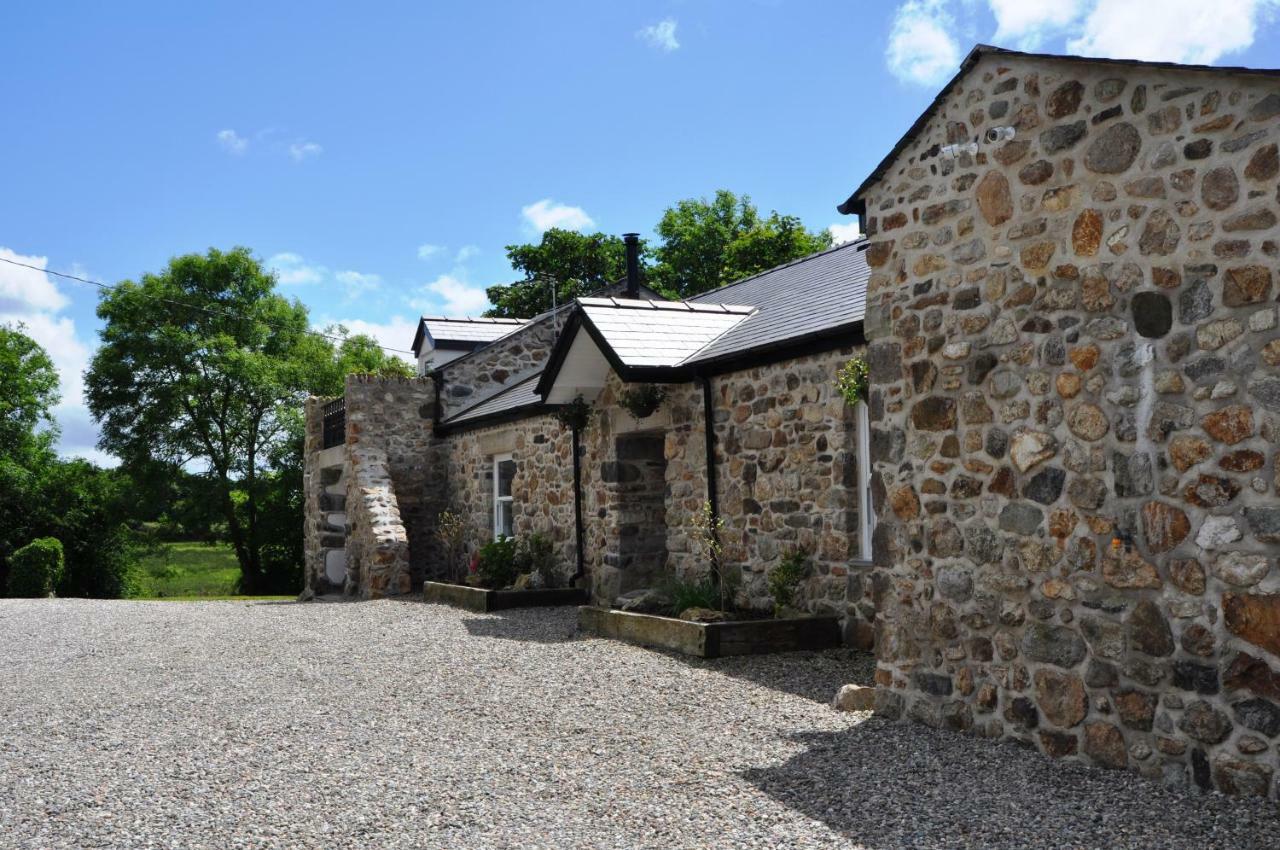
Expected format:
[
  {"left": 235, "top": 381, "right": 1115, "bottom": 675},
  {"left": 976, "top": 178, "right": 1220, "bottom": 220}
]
[
  {"left": 650, "top": 190, "right": 831, "bottom": 297},
  {"left": 7, "top": 537, "right": 63, "bottom": 597},
  {"left": 484, "top": 229, "right": 640, "bottom": 318},
  {"left": 86, "top": 247, "right": 329, "bottom": 593},
  {"left": 0, "top": 323, "right": 60, "bottom": 454},
  {"left": 0, "top": 326, "right": 140, "bottom": 598}
]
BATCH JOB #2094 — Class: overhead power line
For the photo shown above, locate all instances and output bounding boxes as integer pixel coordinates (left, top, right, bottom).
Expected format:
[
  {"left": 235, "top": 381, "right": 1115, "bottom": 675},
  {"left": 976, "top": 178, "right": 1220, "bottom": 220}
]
[{"left": 0, "top": 254, "right": 417, "bottom": 355}]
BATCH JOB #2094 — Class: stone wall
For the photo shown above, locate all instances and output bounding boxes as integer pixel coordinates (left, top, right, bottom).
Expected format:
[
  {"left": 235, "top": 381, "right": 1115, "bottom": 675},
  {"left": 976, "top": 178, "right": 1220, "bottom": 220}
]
[
  {"left": 343, "top": 375, "right": 441, "bottom": 589},
  {"left": 859, "top": 53, "right": 1280, "bottom": 798},
  {"left": 436, "top": 314, "right": 561, "bottom": 418},
  {"left": 436, "top": 414, "right": 578, "bottom": 582},
  {"left": 344, "top": 445, "right": 412, "bottom": 598},
  {"left": 576, "top": 345, "right": 870, "bottom": 639}
]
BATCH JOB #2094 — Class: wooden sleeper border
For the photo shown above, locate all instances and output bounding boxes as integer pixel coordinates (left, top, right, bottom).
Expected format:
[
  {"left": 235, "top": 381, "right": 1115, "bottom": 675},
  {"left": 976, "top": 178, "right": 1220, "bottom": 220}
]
[
  {"left": 423, "top": 581, "right": 589, "bottom": 613},
  {"left": 578, "top": 606, "right": 843, "bottom": 658}
]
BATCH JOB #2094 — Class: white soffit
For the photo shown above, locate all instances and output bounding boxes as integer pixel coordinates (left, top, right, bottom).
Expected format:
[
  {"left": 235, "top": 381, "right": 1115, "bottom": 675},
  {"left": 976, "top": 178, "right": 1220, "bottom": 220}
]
[{"left": 545, "top": 329, "right": 611, "bottom": 404}]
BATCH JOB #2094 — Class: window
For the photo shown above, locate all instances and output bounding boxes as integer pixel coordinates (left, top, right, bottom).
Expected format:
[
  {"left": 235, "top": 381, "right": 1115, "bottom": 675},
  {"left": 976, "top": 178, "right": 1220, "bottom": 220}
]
[
  {"left": 856, "top": 401, "right": 875, "bottom": 559},
  {"left": 492, "top": 453, "right": 515, "bottom": 539}
]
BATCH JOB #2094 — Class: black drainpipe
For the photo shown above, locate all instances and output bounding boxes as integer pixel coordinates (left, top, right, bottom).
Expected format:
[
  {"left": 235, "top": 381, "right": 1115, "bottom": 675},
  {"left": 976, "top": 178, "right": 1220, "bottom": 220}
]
[
  {"left": 701, "top": 374, "right": 720, "bottom": 544},
  {"left": 570, "top": 424, "right": 587, "bottom": 586}
]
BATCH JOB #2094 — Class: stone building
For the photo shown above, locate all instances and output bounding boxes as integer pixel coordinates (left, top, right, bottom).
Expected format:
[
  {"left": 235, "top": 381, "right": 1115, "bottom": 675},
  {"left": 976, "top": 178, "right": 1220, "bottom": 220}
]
[
  {"left": 303, "top": 237, "right": 876, "bottom": 640},
  {"left": 838, "top": 45, "right": 1280, "bottom": 799},
  {"left": 304, "top": 43, "right": 1280, "bottom": 801}
]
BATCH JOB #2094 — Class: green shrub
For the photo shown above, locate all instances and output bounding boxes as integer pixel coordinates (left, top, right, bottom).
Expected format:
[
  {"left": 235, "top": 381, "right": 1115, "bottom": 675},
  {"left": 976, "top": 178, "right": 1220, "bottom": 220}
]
[
  {"left": 476, "top": 537, "right": 519, "bottom": 589},
  {"left": 768, "top": 548, "right": 811, "bottom": 610},
  {"left": 515, "top": 532, "right": 561, "bottom": 588},
  {"left": 662, "top": 574, "right": 719, "bottom": 616},
  {"left": 8, "top": 537, "right": 64, "bottom": 597}
]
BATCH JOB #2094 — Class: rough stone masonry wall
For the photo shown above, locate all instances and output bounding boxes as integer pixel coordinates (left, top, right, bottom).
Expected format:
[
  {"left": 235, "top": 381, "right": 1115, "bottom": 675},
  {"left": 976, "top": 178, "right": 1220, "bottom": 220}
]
[
  {"left": 343, "top": 375, "right": 441, "bottom": 591},
  {"left": 436, "top": 415, "right": 577, "bottom": 582},
  {"left": 436, "top": 316, "right": 560, "bottom": 418},
  {"left": 580, "top": 346, "right": 870, "bottom": 642},
  {"left": 344, "top": 444, "right": 412, "bottom": 597},
  {"left": 860, "top": 53, "right": 1280, "bottom": 798}
]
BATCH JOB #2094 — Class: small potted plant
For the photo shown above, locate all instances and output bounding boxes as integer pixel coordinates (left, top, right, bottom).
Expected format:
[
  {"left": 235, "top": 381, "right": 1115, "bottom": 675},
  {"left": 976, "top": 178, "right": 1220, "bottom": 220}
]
[
  {"left": 618, "top": 384, "right": 667, "bottom": 419},
  {"left": 836, "top": 355, "right": 869, "bottom": 406},
  {"left": 554, "top": 395, "right": 592, "bottom": 431}
]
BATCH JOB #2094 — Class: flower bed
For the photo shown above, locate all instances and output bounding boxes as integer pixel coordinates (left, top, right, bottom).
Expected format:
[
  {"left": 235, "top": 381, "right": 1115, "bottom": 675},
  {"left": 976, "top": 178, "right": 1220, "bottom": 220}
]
[
  {"left": 577, "top": 606, "right": 841, "bottom": 658},
  {"left": 423, "top": 581, "right": 588, "bottom": 613}
]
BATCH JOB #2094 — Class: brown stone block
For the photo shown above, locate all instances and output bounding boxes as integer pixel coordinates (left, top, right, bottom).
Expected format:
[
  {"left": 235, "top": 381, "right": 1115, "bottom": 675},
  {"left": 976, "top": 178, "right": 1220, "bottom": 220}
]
[
  {"left": 1202, "top": 405, "right": 1254, "bottom": 445},
  {"left": 1224, "top": 593, "right": 1280, "bottom": 658},
  {"left": 1224, "top": 652, "right": 1280, "bottom": 701},
  {"left": 1083, "top": 721, "right": 1128, "bottom": 769},
  {"left": 1071, "top": 209, "right": 1103, "bottom": 256},
  {"left": 1223, "top": 266, "right": 1273, "bottom": 305}
]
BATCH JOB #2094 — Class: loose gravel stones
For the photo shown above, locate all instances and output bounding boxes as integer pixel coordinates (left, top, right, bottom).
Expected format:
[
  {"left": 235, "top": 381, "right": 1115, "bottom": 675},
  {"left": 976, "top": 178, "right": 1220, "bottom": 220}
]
[{"left": 1, "top": 600, "right": 1277, "bottom": 849}]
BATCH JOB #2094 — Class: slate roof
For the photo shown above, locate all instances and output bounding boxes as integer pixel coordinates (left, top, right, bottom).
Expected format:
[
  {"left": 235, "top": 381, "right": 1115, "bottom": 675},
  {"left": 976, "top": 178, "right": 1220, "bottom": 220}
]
[
  {"left": 836, "top": 43, "right": 1280, "bottom": 216},
  {"left": 577, "top": 297, "right": 755, "bottom": 367},
  {"left": 440, "top": 373, "right": 542, "bottom": 427},
  {"left": 684, "top": 239, "right": 869, "bottom": 365},
  {"left": 412, "top": 316, "right": 526, "bottom": 357}
]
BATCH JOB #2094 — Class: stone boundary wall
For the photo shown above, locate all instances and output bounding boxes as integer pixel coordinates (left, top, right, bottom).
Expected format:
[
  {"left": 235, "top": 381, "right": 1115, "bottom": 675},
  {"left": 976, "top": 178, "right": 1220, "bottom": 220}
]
[
  {"left": 344, "top": 375, "right": 441, "bottom": 589},
  {"left": 860, "top": 52, "right": 1280, "bottom": 798},
  {"left": 345, "top": 445, "right": 412, "bottom": 598},
  {"left": 302, "top": 398, "right": 347, "bottom": 593}
]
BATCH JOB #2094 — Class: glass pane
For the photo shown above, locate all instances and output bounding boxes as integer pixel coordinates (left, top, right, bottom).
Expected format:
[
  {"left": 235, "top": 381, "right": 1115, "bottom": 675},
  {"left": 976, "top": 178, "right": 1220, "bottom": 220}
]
[
  {"left": 497, "top": 458, "right": 516, "bottom": 498},
  {"left": 497, "top": 501, "right": 514, "bottom": 539}
]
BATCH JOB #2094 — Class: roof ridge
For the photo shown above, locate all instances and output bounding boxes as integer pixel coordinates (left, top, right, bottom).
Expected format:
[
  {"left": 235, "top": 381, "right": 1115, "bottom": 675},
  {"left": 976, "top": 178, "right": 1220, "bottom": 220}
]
[{"left": 686, "top": 238, "right": 867, "bottom": 302}]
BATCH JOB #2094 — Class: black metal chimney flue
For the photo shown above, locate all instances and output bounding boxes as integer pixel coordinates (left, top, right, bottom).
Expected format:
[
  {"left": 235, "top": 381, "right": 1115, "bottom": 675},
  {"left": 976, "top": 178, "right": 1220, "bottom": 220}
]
[{"left": 623, "top": 233, "right": 640, "bottom": 299}]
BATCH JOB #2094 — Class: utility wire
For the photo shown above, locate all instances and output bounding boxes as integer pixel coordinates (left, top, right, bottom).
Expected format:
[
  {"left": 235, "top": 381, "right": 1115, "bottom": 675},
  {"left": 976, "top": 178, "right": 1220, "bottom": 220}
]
[{"left": 0, "top": 254, "right": 418, "bottom": 355}]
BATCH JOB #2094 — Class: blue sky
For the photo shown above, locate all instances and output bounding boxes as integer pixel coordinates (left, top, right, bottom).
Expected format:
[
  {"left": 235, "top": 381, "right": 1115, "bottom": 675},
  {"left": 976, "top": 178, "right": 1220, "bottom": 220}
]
[{"left": 4, "top": 1, "right": 1280, "bottom": 464}]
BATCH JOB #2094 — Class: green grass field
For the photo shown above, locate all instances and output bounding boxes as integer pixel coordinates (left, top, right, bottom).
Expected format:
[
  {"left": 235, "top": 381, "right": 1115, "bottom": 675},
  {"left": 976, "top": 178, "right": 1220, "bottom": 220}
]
[{"left": 136, "top": 541, "right": 289, "bottom": 600}]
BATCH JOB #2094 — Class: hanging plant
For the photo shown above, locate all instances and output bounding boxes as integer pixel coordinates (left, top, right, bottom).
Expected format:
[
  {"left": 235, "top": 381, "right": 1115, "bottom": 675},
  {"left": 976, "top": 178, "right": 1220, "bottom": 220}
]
[
  {"left": 836, "top": 356, "right": 869, "bottom": 406},
  {"left": 618, "top": 384, "right": 667, "bottom": 419},
  {"left": 554, "top": 395, "right": 593, "bottom": 431}
]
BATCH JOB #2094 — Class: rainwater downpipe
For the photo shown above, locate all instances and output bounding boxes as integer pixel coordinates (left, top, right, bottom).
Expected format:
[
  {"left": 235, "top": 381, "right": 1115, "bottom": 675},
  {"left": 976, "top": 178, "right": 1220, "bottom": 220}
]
[{"left": 570, "top": 423, "right": 586, "bottom": 586}]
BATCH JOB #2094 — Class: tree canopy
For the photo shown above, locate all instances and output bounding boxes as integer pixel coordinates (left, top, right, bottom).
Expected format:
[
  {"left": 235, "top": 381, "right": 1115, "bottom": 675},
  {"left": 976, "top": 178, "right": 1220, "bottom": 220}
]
[
  {"left": 485, "top": 230, "right": 640, "bottom": 319},
  {"left": 649, "top": 190, "right": 832, "bottom": 298},
  {"left": 0, "top": 323, "right": 60, "bottom": 454},
  {"left": 484, "top": 190, "right": 831, "bottom": 316},
  {"left": 85, "top": 247, "right": 408, "bottom": 593}
]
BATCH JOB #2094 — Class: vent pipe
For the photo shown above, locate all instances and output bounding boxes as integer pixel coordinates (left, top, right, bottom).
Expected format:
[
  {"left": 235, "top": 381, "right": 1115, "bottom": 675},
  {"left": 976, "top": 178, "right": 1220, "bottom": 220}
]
[{"left": 623, "top": 233, "right": 641, "bottom": 299}]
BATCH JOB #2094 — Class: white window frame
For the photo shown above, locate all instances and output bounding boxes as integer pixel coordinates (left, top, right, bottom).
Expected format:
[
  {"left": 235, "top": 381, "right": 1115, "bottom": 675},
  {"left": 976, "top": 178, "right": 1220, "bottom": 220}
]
[
  {"left": 856, "top": 402, "right": 875, "bottom": 559},
  {"left": 492, "top": 453, "right": 514, "bottom": 540}
]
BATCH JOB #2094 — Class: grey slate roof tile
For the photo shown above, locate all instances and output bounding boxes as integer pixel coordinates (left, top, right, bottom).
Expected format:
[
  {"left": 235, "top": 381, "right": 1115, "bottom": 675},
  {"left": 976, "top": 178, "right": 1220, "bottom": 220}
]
[{"left": 683, "top": 239, "right": 869, "bottom": 364}]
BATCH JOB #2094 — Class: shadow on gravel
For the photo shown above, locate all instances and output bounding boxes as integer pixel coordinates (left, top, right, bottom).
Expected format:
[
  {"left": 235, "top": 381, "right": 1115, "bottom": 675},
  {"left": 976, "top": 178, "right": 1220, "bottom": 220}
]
[
  {"left": 460, "top": 608, "right": 580, "bottom": 643},
  {"left": 679, "top": 648, "right": 876, "bottom": 703},
  {"left": 743, "top": 720, "right": 1279, "bottom": 850}
]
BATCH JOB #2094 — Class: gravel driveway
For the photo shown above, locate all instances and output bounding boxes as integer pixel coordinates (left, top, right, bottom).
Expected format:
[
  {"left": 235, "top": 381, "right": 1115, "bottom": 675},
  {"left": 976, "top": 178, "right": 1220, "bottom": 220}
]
[{"left": 0, "top": 599, "right": 1275, "bottom": 849}]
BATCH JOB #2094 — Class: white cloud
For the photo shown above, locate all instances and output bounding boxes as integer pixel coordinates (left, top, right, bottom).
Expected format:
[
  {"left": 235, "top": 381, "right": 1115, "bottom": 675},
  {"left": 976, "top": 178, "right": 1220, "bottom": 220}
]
[
  {"left": 638, "top": 18, "right": 680, "bottom": 51},
  {"left": 216, "top": 128, "right": 249, "bottom": 155},
  {"left": 828, "top": 221, "right": 863, "bottom": 245},
  {"left": 988, "top": 0, "right": 1087, "bottom": 49},
  {"left": 0, "top": 247, "right": 103, "bottom": 462},
  {"left": 454, "top": 245, "right": 480, "bottom": 264},
  {"left": 408, "top": 274, "right": 491, "bottom": 316},
  {"left": 288, "top": 141, "right": 323, "bottom": 161},
  {"left": 1067, "top": 0, "right": 1279, "bottom": 64},
  {"left": 417, "top": 243, "right": 445, "bottom": 261},
  {"left": 886, "top": 0, "right": 962, "bottom": 85},
  {"left": 521, "top": 199, "right": 595, "bottom": 233},
  {"left": 313, "top": 316, "right": 418, "bottom": 367},
  {"left": 268, "top": 252, "right": 326, "bottom": 286},
  {"left": 0, "top": 248, "right": 69, "bottom": 312},
  {"left": 334, "top": 269, "right": 382, "bottom": 300}
]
